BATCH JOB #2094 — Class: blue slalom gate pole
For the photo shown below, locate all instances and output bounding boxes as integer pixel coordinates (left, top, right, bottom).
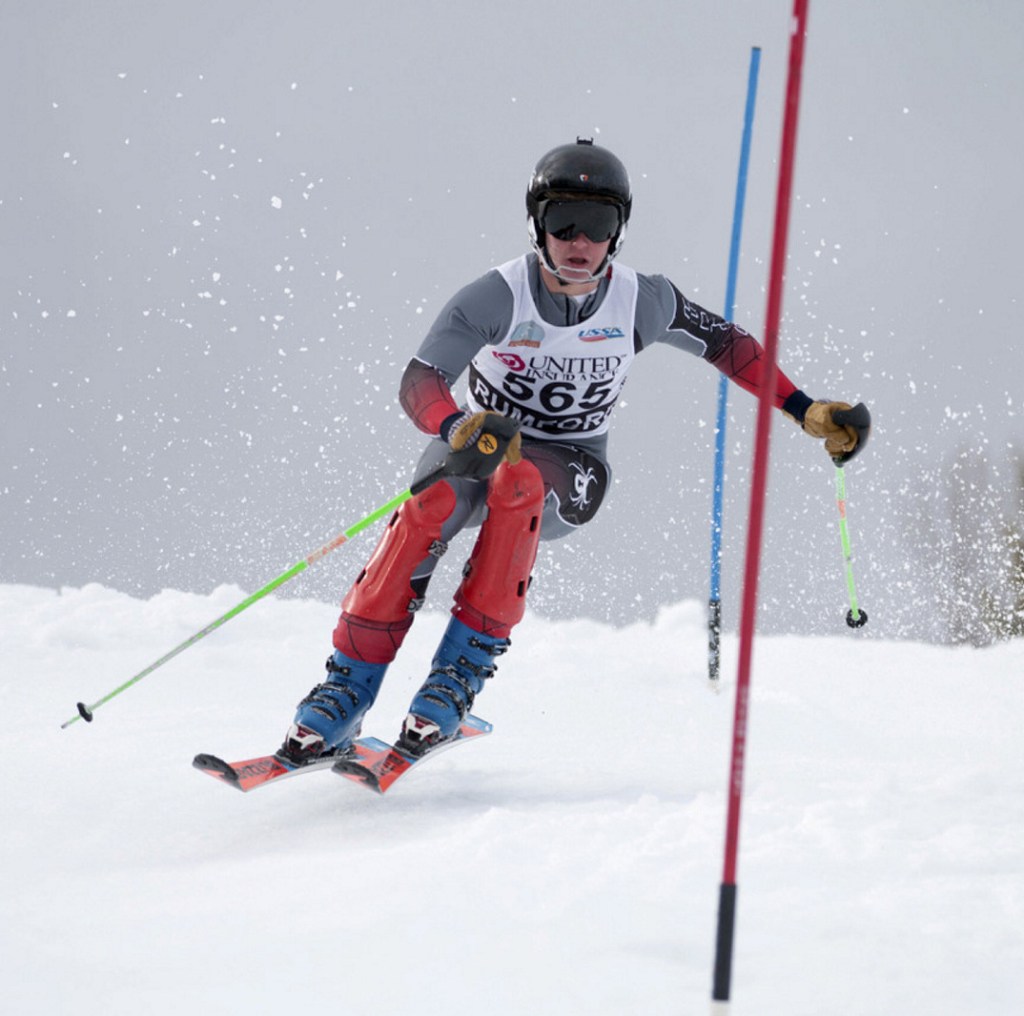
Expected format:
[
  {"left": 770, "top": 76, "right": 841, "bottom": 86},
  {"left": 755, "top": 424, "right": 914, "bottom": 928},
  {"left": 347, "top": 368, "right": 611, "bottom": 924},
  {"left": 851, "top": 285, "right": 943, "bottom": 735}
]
[{"left": 708, "top": 46, "right": 762, "bottom": 684}]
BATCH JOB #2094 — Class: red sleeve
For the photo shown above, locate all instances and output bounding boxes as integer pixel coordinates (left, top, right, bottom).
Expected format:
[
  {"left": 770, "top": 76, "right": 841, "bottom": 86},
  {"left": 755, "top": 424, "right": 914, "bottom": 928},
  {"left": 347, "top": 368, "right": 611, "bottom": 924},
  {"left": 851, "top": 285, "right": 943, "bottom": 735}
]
[
  {"left": 705, "top": 329, "right": 799, "bottom": 409},
  {"left": 662, "top": 282, "right": 802, "bottom": 410},
  {"left": 399, "top": 359, "right": 461, "bottom": 436}
]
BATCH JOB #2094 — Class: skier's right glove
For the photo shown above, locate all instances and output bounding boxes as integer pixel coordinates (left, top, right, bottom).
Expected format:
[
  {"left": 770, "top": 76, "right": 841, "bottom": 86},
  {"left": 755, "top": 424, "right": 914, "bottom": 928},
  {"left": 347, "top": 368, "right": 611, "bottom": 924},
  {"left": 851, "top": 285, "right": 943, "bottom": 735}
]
[{"left": 440, "top": 410, "right": 522, "bottom": 480}]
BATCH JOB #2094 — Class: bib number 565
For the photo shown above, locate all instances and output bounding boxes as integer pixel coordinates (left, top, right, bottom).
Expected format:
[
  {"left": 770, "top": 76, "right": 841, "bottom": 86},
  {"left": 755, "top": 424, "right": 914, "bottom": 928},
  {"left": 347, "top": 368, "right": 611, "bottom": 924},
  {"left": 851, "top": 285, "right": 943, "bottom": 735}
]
[{"left": 501, "top": 372, "right": 614, "bottom": 412}]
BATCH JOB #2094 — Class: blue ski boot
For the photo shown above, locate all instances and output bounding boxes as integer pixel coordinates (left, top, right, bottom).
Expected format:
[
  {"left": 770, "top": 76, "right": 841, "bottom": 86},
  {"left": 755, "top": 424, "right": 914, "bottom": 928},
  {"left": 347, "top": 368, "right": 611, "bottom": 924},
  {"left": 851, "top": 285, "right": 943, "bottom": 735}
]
[
  {"left": 398, "top": 617, "right": 509, "bottom": 755},
  {"left": 278, "top": 651, "right": 387, "bottom": 764}
]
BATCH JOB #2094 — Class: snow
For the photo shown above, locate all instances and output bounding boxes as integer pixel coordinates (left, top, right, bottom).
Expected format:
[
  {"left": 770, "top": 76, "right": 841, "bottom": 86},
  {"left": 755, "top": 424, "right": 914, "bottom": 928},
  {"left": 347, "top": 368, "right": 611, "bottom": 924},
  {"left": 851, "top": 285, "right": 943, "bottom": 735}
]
[{"left": 4, "top": 582, "right": 1023, "bottom": 1015}]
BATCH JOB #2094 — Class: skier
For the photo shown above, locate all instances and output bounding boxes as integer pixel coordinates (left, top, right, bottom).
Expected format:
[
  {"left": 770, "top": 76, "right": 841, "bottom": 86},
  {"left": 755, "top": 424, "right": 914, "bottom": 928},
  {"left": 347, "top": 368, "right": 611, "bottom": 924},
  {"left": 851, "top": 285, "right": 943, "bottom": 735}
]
[{"left": 278, "top": 138, "right": 869, "bottom": 764}]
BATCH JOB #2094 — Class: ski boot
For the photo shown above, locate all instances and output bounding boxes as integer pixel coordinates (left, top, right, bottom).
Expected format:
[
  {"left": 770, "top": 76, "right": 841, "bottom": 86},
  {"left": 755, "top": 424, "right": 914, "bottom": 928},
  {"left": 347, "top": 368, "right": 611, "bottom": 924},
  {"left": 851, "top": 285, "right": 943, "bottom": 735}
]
[
  {"left": 398, "top": 616, "right": 509, "bottom": 756},
  {"left": 277, "top": 651, "right": 387, "bottom": 764}
]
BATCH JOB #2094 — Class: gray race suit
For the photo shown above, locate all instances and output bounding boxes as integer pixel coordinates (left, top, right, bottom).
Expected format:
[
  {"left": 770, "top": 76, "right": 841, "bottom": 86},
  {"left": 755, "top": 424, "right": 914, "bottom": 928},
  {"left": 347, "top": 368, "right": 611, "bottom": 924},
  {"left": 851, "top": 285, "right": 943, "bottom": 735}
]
[{"left": 399, "top": 253, "right": 804, "bottom": 592}]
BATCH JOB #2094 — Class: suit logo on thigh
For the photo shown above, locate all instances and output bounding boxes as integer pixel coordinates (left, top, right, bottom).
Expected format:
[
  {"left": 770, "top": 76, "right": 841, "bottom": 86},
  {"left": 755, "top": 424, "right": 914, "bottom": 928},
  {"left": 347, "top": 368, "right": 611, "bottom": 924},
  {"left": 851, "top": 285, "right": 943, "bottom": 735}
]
[{"left": 569, "top": 462, "right": 598, "bottom": 510}]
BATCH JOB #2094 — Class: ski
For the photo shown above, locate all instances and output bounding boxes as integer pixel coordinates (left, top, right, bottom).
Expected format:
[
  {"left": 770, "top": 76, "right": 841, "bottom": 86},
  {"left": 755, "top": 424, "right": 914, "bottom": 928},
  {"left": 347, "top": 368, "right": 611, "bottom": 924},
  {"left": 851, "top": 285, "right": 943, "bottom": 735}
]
[
  {"left": 192, "top": 715, "right": 492, "bottom": 794},
  {"left": 191, "top": 749, "right": 346, "bottom": 792},
  {"left": 333, "top": 715, "right": 493, "bottom": 794}
]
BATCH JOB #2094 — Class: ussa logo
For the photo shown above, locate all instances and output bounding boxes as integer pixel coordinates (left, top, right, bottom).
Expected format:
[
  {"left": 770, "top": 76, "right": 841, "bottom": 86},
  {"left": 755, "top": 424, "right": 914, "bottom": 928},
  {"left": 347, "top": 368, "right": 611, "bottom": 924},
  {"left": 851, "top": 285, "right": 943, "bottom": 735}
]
[{"left": 578, "top": 327, "right": 625, "bottom": 342}]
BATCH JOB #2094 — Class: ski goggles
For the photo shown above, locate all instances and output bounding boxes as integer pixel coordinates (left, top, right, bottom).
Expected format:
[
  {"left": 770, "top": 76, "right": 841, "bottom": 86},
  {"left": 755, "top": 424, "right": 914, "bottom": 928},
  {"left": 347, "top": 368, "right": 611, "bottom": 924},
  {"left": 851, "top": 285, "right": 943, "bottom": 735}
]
[{"left": 539, "top": 199, "right": 623, "bottom": 243}]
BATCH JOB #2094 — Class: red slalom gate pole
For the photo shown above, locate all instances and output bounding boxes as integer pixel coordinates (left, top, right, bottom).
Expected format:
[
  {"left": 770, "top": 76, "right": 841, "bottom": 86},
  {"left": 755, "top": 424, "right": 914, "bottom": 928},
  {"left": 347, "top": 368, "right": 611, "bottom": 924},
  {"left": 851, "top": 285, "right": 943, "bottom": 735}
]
[{"left": 711, "top": 0, "right": 812, "bottom": 1009}]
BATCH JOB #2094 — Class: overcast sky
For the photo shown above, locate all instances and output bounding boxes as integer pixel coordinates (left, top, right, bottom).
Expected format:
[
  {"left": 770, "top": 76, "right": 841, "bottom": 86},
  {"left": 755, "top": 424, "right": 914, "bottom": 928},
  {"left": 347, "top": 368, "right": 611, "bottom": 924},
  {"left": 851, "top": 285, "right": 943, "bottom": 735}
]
[{"left": 3, "top": 0, "right": 1023, "bottom": 643}]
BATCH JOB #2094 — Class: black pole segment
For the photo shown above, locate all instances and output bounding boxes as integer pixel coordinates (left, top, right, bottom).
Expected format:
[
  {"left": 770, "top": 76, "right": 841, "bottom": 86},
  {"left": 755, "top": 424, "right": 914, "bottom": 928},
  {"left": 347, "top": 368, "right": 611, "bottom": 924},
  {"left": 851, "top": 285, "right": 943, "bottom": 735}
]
[
  {"left": 708, "top": 598, "right": 722, "bottom": 681},
  {"left": 712, "top": 881, "right": 738, "bottom": 1002}
]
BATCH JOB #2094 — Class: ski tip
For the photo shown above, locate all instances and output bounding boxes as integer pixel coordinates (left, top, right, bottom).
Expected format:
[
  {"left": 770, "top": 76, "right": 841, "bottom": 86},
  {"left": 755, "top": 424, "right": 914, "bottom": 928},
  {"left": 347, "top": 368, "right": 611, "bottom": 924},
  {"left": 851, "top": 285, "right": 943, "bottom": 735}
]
[
  {"left": 332, "top": 758, "right": 385, "bottom": 794},
  {"left": 192, "top": 753, "right": 240, "bottom": 784}
]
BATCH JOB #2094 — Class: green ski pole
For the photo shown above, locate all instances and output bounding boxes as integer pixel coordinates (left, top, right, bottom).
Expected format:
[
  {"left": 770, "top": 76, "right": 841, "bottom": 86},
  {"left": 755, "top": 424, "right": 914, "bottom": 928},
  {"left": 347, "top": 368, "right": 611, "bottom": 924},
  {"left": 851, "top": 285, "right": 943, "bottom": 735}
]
[
  {"left": 835, "top": 464, "right": 868, "bottom": 628},
  {"left": 60, "top": 470, "right": 443, "bottom": 730},
  {"left": 61, "top": 411, "right": 521, "bottom": 729}
]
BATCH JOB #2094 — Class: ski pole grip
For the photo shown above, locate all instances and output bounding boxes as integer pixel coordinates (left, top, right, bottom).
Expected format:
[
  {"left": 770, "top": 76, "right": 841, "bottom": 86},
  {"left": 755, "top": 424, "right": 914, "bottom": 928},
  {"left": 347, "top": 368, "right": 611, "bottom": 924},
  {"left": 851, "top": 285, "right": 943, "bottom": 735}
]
[
  {"left": 408, "top": 414, "right": 521, "bottom": 498},
  {"left": 441, "top": 413, "right": 521, "bottom": 482},
  {"left": 830, "top": 402, "right": 871, "bottom": 465}
]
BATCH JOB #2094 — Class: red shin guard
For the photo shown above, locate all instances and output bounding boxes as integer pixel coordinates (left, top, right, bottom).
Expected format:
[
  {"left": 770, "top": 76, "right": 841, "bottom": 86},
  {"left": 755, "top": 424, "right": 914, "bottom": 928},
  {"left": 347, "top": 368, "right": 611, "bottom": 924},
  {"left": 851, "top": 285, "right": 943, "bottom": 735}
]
[
  {"left": 453, "top": 459, "right": 544, "bottom": 639},
  {"left": 334, "top": 480, "right": 457, "bottom": 663}
]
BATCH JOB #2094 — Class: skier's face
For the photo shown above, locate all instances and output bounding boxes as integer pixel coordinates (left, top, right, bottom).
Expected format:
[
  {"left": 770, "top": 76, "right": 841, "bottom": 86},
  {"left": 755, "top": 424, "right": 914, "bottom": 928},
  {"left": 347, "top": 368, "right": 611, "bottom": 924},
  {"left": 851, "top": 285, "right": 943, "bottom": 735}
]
[{"left": 542, "top": 232, "right": 612, "bottom": 289}]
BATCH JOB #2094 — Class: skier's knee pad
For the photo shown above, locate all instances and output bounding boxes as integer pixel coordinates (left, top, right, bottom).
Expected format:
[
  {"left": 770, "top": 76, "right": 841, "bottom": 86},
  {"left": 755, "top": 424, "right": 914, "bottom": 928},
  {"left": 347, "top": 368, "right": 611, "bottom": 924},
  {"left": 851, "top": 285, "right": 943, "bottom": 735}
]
[
  {"left": 337, "top": 480, "right": 457, "bottom": 659},
  {"left": 453, "top": 459, "right": 544, "bottom": 638}
]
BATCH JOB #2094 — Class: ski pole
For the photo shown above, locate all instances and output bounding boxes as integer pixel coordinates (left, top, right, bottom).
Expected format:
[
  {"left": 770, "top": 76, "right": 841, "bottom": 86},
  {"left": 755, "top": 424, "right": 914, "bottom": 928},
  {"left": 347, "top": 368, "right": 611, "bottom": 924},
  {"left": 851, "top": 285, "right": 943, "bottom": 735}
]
[
  {"left": 60, "top": 465, "right": 446, "bottom": 730},
  {"left": 709, "top": 46, "right": 762, "bottom": 684},
  {"left": 834, "top": 464, "right": 868, "bottom": 628},
  {"left": 60, "top": 412, "right": 521, "bottom": 730}
]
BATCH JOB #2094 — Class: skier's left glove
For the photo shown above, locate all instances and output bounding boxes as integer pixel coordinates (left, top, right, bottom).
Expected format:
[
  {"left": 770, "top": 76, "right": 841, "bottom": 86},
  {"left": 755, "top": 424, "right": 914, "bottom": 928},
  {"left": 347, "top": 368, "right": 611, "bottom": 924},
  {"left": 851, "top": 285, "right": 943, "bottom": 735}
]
[
  {"left": 440, "top": 410, "right": 522, "bottom": 479},
  {"left": 797, "top": 400, "right": 871, "bottom": 465}
]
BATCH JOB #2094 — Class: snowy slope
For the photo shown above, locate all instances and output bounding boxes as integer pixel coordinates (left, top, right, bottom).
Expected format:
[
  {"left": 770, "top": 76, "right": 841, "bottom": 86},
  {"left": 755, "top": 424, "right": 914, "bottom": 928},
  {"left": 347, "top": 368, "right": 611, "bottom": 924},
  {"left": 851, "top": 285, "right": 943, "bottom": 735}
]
[{"left": 3, "top": 583, "right": 1023, "bottom": 1015}]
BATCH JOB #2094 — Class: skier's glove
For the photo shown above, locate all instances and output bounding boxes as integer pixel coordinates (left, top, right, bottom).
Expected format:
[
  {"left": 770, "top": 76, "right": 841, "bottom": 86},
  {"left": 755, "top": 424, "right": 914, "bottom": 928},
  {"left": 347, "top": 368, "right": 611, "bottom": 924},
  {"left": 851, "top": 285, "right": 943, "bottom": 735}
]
[
  {"left": 799, "top": 400, "right": 871, "bottom": 465},
  {"left": 441, "top": 411, "right": 522, "bottom": 479}
]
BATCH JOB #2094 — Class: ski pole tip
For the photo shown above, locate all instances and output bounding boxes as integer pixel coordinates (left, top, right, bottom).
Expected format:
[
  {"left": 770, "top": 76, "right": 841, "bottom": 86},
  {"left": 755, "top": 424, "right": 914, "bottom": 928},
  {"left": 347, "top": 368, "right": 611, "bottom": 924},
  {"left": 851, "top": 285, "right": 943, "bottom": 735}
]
[{"left": 846, "top": 608, "right": 868, "bottom": 629}]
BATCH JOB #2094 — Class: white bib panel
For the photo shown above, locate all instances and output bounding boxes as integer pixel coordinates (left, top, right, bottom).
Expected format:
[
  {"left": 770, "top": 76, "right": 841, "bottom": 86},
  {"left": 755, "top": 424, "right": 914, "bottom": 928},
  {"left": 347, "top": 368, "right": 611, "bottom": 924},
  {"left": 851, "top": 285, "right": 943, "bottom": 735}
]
[{"left": 465, "top": 256, "right": 638, "bottom": 439}]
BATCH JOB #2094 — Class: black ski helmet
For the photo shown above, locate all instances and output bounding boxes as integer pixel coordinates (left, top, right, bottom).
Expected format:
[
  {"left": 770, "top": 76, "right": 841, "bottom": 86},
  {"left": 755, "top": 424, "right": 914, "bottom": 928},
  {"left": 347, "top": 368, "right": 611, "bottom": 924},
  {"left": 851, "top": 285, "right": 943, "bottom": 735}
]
[{"left": 526, "top": 138, "right": 632, "bottom": 279}]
